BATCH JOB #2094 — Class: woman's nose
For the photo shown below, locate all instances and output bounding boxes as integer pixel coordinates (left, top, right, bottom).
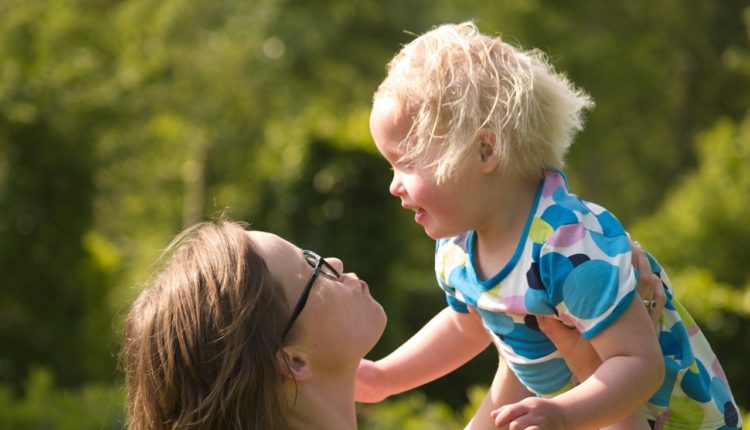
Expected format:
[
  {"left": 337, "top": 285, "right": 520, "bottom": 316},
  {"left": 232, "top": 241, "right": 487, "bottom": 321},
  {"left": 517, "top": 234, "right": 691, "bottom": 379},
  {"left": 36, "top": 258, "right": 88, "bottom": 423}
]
[{"left": 326, "top": 257, "right": 344, "bottom": 275}]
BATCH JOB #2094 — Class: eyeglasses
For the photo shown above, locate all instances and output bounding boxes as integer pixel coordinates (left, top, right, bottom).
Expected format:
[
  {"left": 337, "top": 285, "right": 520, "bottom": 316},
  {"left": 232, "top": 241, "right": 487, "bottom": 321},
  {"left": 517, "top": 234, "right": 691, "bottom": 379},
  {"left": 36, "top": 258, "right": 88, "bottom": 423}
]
[{"left": 281, "top": 250, "right": 341, "bottom": 340}]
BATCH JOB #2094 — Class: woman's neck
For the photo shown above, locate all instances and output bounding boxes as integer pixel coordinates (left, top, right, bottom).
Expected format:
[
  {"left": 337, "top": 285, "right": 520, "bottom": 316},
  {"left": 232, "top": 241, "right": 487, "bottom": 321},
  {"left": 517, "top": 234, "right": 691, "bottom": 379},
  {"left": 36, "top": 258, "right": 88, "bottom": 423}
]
[{"left": 286, "top": 369, "right": 358, "bottom": 430}]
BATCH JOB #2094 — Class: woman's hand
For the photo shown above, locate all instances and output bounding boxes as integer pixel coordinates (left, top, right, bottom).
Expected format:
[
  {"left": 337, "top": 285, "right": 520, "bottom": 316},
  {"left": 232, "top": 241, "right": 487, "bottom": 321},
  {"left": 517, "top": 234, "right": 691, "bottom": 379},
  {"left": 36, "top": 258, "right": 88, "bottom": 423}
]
[{"left": 631, "top": 241, "right": 666, "bottom": 331}]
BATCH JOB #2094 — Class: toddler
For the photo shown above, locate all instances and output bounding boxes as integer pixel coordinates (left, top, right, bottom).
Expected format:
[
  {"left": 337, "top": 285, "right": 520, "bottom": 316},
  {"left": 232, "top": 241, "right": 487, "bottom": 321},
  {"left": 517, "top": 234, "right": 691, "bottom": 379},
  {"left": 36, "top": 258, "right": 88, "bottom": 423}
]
[{"left": 356, "top": 22, "right": 741, "bottom": 430}]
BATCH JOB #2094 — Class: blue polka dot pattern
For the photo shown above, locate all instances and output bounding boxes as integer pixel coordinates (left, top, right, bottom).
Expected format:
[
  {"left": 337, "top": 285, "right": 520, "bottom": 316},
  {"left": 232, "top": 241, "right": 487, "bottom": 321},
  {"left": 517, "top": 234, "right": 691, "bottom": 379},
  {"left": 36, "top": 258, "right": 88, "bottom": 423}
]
[
  {"left": 526, "top": 262, "right": 544, "bottom": 290},
  {"left": 568, "top": 253, "right": 590, "bottom": 267},
  {"left": 590, "top": 231, "right": 631, "bottom": 257},
  {"left": 723, "top": 401, "right": 740, "bottom": 427},
  {"left": 561, "top": 260, "right": 620, "bottom": 320},
  {"left": 681, "top": 360, "right": 712, "bottom": 403},
  {"left": 540, "top": 205, "right": 578, "bottom": 229},
  {"left": 670, "top": 321, "right": 696, "bottom": 364},
  {"left": 539, "top": 252, "right": 573, "bottom": 305},
  {"left": 710, "top": 376, "right": 733, "bottom": 417},
  {"left": 524, "top": 287, "right": 556, "bottom": 315},
  {"left": 552, "top": 186, "right": 590, "bottom": 214},
  {"left": 510, "top": 358, "right": 573, "bottom": 396},
  {"left": 659, "top": 328, "right": 682, "bottom": 357},
  {"left": 434, "top": 170, "right": 741, "bottom": 429},
  {"left": 446, "top": 295, "right": 468, "bottom": 313},
  {"left": 447, "top": 268, "right": 481, "bottom": 307},
  {"left": 476, "top": 308, "right": 515, "bottom": 335},
  {"left": 524, "top": 314, "right": 540, "bottom": 330},
  {"left": 596, "top": 210, "right": 623, "bottom": 237},
  {"left": 499, "top": 321, "right": 557, "bottom": 360},
  {"left": 649, "top": 357, "right": 680, "bottom": 407}
]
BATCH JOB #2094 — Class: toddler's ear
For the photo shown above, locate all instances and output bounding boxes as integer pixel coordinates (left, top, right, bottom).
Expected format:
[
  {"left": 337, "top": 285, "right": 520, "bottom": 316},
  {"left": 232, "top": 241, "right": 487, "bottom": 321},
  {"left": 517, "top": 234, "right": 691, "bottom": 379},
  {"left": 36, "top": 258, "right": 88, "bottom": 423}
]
[{"left": 476, "top": 129, "right": 499, "bottom": 173}]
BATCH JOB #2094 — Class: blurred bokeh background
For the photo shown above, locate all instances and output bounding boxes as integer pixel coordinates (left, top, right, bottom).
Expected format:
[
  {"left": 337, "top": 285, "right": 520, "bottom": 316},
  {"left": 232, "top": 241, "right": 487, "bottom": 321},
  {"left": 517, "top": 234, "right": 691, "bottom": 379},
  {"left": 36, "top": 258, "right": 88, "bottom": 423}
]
[{"left": 1, "top": 0, "right": 749, "bottom": 428}]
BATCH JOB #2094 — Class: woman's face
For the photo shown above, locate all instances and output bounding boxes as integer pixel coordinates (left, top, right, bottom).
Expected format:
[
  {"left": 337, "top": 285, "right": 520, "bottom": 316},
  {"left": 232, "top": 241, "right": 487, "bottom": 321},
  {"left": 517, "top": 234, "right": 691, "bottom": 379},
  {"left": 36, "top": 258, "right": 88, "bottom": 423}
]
[{"left": 247, "top": 231, "right": 386, "bottom": 369}]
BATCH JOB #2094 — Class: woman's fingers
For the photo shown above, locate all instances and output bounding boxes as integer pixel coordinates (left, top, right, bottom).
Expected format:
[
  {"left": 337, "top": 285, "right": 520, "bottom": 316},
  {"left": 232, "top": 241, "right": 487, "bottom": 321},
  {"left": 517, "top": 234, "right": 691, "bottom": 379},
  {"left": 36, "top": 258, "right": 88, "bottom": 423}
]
[
  {"left": 631, "top": 241, "right": 653, "bottom": 300},
  {"left": 631, "top": 240, "right": 665, "bottom": 331}
]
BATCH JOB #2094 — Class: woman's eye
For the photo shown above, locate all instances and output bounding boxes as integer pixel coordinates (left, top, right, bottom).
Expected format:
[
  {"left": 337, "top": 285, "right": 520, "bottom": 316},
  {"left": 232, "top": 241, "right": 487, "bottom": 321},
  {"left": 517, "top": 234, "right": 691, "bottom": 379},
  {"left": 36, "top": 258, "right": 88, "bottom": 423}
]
[{"left": 324, "top": 270, "right": 340, "bottom": 280}]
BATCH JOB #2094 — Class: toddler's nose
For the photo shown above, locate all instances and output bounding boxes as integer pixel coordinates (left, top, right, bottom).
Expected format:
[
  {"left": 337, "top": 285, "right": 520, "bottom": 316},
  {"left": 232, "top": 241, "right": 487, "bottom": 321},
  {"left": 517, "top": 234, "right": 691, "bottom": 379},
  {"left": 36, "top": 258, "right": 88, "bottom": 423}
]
[{"left": 389, "top": 174, "right": 404, "bottom": 196}]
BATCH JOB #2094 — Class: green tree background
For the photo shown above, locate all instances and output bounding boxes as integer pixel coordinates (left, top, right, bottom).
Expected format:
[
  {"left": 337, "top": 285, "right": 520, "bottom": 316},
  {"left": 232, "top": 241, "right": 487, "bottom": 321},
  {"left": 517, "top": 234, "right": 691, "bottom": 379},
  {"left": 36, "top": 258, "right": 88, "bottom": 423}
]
[{"left": 1, "top": 0, "right": 749, "bottom": 427}]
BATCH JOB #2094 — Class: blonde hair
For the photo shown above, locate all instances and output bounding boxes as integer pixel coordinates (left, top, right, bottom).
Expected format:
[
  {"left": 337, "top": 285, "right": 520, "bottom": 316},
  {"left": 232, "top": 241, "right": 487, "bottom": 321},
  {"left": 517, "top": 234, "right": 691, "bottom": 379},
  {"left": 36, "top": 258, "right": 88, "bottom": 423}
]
[
  {"left": 121, "top": 220, "right": 291, "bottom": 430},
  {"left": 374, "top": 21, "right": 594, "bottom": 182}
]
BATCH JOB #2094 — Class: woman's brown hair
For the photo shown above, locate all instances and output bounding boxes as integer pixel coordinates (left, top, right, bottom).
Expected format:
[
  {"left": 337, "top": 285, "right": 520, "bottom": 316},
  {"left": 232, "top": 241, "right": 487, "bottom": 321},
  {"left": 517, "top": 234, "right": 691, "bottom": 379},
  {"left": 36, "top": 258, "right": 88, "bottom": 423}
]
[{"left": 121, "top": 220, "right": 290, "bottom": 429}]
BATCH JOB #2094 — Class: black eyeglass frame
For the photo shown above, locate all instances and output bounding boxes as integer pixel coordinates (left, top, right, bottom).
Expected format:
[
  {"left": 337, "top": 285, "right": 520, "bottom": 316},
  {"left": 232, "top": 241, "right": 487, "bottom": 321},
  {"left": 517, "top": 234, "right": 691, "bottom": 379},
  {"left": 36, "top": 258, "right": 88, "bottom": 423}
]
[{"left": 281, "top": 250, "right": 340, "bottom": 339}]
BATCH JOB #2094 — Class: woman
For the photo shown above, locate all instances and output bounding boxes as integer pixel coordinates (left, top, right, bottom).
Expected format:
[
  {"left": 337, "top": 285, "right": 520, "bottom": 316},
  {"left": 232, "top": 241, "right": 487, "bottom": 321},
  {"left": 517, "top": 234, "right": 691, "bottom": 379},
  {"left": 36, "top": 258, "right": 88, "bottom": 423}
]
[
  {"left": 121, "top": 220, "right": 661, "bottom": 429},
  {"left": 121, "top": 220, "right": 386, "bottom": 429}
]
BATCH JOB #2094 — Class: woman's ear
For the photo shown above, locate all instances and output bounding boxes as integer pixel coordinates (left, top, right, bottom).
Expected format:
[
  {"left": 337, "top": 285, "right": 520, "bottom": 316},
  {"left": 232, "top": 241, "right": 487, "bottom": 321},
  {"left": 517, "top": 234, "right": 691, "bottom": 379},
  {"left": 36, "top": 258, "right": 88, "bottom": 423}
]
[
  {"left": 476, "top": 129, "right": 500, "bottom": 173},
  {"left": 276, "top": 347, "right": 313, "bottom": 382}
]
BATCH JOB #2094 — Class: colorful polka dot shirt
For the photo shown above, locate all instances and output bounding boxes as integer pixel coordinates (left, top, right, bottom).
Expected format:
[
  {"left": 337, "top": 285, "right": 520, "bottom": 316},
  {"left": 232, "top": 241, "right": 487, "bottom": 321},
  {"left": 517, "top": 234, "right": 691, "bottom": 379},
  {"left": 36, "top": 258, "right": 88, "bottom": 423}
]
[{"left": 435, "top": 170, "right": 741, "bottom": 429}]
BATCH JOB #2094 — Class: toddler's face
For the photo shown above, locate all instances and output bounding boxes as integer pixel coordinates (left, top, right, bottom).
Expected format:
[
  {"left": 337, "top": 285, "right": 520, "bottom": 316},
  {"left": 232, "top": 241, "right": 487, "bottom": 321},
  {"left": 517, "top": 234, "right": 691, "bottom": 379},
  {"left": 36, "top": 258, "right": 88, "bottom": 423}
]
[{"left": 370, "top": 97, "right": 474, "bottom": 239}]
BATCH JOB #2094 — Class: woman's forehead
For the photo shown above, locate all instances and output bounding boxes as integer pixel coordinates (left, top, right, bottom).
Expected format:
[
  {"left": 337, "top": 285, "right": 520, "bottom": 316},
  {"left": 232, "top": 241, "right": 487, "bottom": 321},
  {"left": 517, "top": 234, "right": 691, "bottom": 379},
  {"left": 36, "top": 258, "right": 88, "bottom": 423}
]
[
  {"left": 247, "top": 232, "right": 293, "bottom": 266},
  {"left": 246, "top": 231, "right": 306, "bottom": 281}
]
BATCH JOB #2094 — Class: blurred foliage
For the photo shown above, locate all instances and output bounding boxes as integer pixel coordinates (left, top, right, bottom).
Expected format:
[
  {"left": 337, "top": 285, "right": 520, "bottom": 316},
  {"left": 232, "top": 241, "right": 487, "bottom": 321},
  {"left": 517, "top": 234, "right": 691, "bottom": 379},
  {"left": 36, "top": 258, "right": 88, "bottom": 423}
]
[
  {"left": 0, "top": 367, "right": 123, "bottom": 430},
  {"left": 358, "top": 385, "right": 488, "bottom": 430},
  {"left": 633, "top": 115, "right": 750, "bottom": 287},
  {"left": 0, "top": 0, "right": 749, "bottom": 427}
]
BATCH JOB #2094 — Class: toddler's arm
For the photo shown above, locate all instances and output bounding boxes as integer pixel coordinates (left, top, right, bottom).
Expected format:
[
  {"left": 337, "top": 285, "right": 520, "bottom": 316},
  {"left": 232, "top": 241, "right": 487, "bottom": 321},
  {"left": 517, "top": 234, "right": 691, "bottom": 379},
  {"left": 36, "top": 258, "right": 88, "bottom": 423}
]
[
  {"left": 525, "top": 242, "right": 665, "bottom": 430},
  {"left": 537, "top": 241, "right": 665, "bottom": 380},
  {"left": 537, "top": 316, "right": 654, "bottom": 430},
  {"left": 356, "top": 306, "right": 491, "bottom": 403},
  {"left": 491, "top": 296, "right": 664, "bottom": 430}
]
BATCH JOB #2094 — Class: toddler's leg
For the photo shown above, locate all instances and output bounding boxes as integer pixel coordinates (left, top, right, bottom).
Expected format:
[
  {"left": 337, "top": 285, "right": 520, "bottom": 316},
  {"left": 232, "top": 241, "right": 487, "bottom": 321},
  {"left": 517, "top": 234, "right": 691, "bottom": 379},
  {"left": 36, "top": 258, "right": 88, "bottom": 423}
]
[
  {"left": 602, "top": 412, "right": 652, "bottom": 430},
  {"left": 466, "top": 358, "right": 531, "bottom": 430}
]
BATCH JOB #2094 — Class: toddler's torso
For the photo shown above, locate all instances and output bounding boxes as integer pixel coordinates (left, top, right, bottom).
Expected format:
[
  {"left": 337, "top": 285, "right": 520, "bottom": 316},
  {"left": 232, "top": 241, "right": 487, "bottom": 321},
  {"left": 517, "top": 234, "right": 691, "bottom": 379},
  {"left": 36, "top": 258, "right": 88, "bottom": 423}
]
[{"left": 435, "top": 170, "right": 741, "bottom": 429}]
